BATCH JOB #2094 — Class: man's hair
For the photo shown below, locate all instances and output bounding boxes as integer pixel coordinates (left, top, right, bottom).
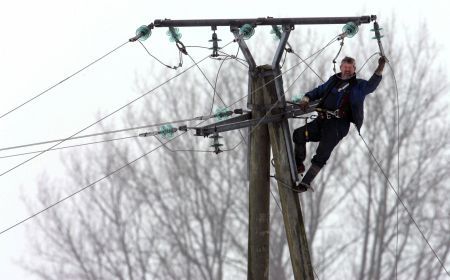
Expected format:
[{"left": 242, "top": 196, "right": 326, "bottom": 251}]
[{"left": 341, "top": 56, "right": 356, "bottom": 66}]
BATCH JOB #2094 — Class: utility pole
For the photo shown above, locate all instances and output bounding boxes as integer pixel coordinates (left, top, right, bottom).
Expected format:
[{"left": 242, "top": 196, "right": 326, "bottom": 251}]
[
  {"left": 247, "top": 65, "right": 272, "bottom": 280},
  {"left": 152, "top": 15, "right": 377, "bottom": 280}
]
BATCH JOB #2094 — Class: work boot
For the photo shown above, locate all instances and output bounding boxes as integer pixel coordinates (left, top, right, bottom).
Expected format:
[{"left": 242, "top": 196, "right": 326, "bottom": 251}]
[
  {"left": 295, "top": 164, "right": 321, "bottom": 193},
  {"left": 295, "top": 182, "right": 313, "bottom": 193}
]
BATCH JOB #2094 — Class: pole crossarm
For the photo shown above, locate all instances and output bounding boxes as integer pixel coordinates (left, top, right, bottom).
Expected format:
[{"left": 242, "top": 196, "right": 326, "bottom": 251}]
[
  {"left": 153, "top": 16, "right": 376, "bottom": 28},
  {"left": 194, "top": 101, "right": 320, "bottom": 137}
]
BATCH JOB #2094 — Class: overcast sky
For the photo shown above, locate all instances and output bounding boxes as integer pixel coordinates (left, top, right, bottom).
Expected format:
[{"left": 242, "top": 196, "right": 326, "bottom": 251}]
[{"left": 0, "top": 0, "right": 449, "bottom": 278}]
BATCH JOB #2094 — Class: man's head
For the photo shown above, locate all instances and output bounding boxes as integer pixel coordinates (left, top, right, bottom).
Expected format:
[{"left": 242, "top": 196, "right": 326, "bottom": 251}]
[{"left": 340, "top": 56, "right": 356, "bottom": 79}]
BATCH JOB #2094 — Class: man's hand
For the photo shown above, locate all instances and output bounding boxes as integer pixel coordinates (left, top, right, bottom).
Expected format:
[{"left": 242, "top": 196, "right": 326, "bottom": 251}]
[
  {"left": 375, "top": 56, "right": 387, "bottom": 75},
  {"left": 299, "top": 96, "right": 310, "bottom": 111}
]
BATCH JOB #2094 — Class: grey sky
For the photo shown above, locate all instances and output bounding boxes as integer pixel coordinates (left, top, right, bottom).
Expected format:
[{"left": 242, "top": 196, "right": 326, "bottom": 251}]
[{"left": 0, "top": 0, "right": 449, "bottom": 278}]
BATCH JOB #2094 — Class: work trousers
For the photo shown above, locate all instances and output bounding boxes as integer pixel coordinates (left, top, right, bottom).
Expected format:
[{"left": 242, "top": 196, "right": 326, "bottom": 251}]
[{"left": 292, "top": 118, "right": 350, "bottom": 168}]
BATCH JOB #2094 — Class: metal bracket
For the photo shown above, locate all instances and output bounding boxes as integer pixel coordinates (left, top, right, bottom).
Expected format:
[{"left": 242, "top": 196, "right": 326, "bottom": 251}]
[
  {"left": 271, "top": 25, "right": 298, "bottom": 182},
  {"left": 194, "top": 102, "right": 319, "bottom": 137}
]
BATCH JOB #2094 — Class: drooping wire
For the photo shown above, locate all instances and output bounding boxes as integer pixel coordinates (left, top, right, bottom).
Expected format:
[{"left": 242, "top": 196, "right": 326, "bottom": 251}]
[
  {"left": 358, "top": 52, "right": 401, "bottom": 277},
  {"left": 184, "top": 45, "right": 249, "bottom": 67},
  {"left": 153, "top": 135, "right": 214, "bottom": 153},
  {"left": 137, "top": 41, "right": 182, "bottom": 70},
  {"left": 209, "top": 47, "right": 242, "bottom": 115},
  {"left": 153, "top": 131, "right": 246, "bottom": 154},
  {"left": 0, "top": 41, "right": 129, "bottom": 121},
  {"left": 186, "top": 53, "right": 228, "bottom": 109},
  {"left": 359, "top": 134, "right": 450, "bottom": 278}
]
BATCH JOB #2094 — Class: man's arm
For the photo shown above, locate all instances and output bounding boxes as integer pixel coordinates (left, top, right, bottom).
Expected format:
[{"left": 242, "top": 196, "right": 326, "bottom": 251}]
[
  {"left": 304, "top": 77, "right": 334, "bottom": 101},
  {"left": 298, "top": 77, "right": 333, "bottom": 110},
  {"left": 360, "top": 56, "right": 386, "bottom": 95}
]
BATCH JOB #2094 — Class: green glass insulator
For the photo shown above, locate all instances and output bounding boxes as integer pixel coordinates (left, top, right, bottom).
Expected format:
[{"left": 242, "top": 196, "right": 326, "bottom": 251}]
[
  {"left": 167, "top": 27, "right": 182, "bottom": 42},
  {"left": 292, "top": 94, "right": 303, "bottom": 104},
  {"left": 342, "top": 22, "right": 359, "bottom": 38},
  {"left": 136, "top": 25, "right": 151, "bottom": 41},
  {"left": 159, "top": 124, "right": 175, "bottom": 139},
  {"left": 214, "top": 107, "right": 232, "bottom": 121},
  {"left": 239, "top": 24, "right": 255, "bottom": 40}
]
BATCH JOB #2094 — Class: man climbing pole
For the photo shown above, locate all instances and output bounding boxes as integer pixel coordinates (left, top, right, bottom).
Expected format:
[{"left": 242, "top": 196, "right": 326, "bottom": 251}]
[{"left": 293, "top": 55, "right": 386, "bottom": 192}]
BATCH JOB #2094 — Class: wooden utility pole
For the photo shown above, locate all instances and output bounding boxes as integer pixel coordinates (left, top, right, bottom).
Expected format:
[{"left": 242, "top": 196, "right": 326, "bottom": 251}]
[
  {"left": 263, "top": 66, "right": 315, "bottom": 280},
  {"left": 247, "top": 65, "right": 271, "bottom": 280}
]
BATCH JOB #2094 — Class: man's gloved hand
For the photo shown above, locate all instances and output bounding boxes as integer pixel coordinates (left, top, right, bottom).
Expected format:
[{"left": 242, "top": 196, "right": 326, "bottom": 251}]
[
  {"left": 375, "top": 55, "right": 387, "bottom": 75},
  {"left": 299, "top": 96, "right": 310, "bottom": 111}
]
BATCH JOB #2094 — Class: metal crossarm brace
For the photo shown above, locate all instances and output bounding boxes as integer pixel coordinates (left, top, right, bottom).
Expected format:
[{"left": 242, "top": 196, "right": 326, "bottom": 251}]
[{"left": 271, "top": 24, "right": 298, "bottom": 182}]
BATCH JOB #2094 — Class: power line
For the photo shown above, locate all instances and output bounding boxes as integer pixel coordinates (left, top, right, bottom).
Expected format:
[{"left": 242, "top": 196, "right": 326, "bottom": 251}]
[
  {"left": 186, "top": 52, "right": 228, "bottom": 109},
  {"left": 0, "top": 47, "right": 221, "bottom": 178},
  {"left": 0, "top": 41, "right": 129, "bottom": 121},
  {"left": 154, "top": 134, "right": 244, "bottom": 154},
  {"left": 359, "top": 133, "right": 450, "bottom": 278},
  {"left": 187, "top": 46, "right": 249, "bottom": 68},
  {"left": 209, "top": 53, "right": 238, "bottom": 115},
  {"left": 0, "top": 136, "right": 137, "bottom": 159},
  {"left": 287, "top": 49, "right": 325, "bottom": 83},
  {"left": 357, "top": 52, "right": 380, "bottom": 74},
  {"left": 0, "top": 112, "right": 232, "bottom": 153},
  {"left": 210, "top": 51, "right": 250, "bottom": 147},
  {"left": 0, "top": 127, "right": 191, "bottom": 236}
]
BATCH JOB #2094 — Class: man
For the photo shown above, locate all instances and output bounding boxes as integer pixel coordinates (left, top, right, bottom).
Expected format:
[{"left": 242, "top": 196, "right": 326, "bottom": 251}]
[{"left": 293, "top": 55, "right": 386, "bottom": 192}]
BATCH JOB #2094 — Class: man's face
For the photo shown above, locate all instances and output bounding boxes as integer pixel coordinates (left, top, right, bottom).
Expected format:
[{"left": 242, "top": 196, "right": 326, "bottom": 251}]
[{"left": 340, "top": 62, "right": 356, "bottom": 77}]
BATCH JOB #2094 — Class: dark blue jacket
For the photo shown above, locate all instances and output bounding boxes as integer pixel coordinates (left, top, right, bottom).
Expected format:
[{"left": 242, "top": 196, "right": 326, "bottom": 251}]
[{"left": 305, "top": 73, "right": 382, "bottom": 132}]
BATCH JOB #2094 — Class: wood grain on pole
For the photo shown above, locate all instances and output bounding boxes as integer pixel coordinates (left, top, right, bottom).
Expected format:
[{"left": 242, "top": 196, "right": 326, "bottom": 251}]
[{"left": 248, "top": 65, "right": 271, "bottom": 280}]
